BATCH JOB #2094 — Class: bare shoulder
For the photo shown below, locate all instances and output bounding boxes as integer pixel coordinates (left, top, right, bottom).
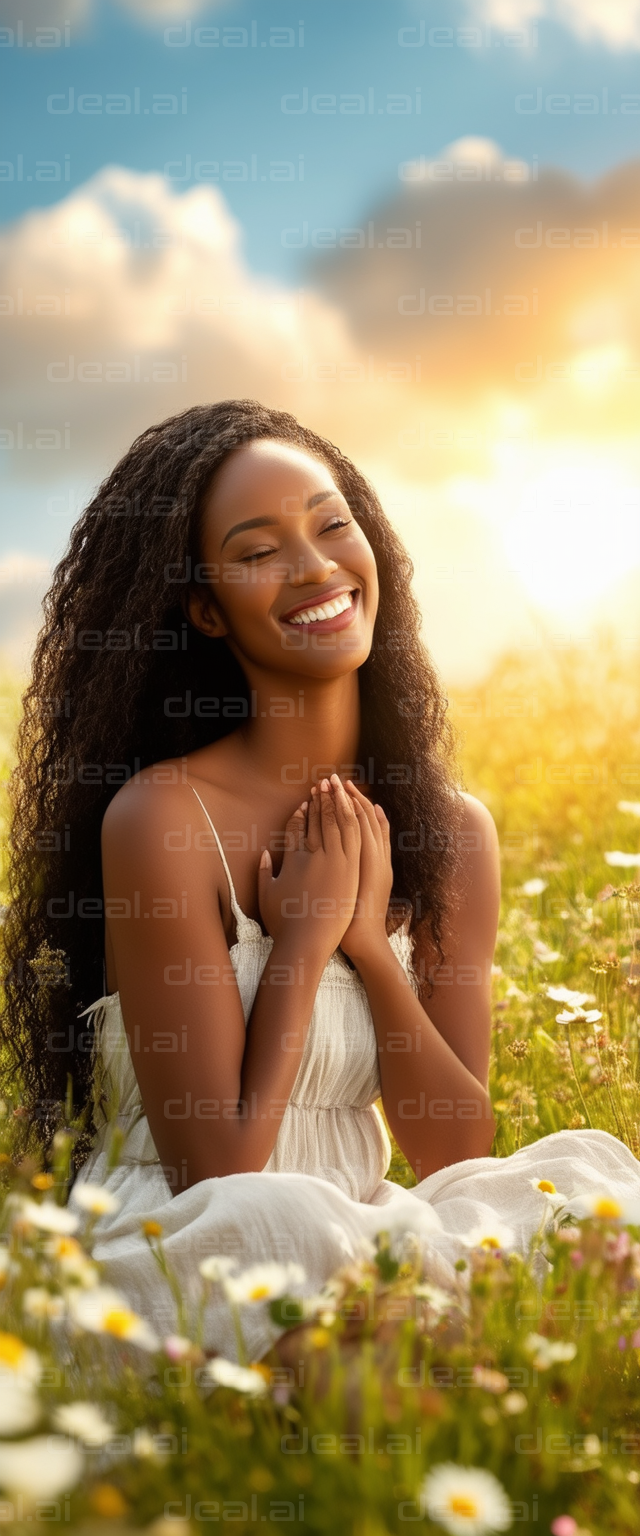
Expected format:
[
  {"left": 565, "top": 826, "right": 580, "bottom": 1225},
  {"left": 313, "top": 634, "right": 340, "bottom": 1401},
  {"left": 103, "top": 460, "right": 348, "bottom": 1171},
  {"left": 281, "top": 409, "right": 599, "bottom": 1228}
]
[
  {"left": 101, "top": 767, "right": 196, "bottom": 856},
  {"left": 450, "top": 791, "right": 501, "bottom": 940},
  {"left": 459, "top": 790, "right": 500, "bottom": 856}
]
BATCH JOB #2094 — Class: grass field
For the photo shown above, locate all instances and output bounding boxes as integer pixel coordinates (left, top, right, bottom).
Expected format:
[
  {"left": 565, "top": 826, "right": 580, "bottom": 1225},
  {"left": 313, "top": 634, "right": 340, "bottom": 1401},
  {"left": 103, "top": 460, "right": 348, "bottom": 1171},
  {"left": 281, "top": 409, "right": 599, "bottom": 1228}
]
[{"left": 1, "top": 633, "right": 640, "bottom": 1533}]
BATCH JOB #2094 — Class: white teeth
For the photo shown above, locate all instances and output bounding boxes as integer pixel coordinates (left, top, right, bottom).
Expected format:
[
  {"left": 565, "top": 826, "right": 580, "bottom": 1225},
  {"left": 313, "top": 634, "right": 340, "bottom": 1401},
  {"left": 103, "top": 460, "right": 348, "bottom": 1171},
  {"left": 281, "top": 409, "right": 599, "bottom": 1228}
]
[{"left": 287, "top": 591, "right": 354, "bottom": 625}]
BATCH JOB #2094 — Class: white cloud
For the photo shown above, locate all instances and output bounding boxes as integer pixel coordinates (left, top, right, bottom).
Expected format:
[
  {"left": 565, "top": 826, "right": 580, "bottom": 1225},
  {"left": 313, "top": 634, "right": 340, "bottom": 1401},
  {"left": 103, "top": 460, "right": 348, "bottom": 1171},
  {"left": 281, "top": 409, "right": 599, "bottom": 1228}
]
[
  {"left": 3, "top": 159, "right": 640, "bottom": 686},
  {"left": 0, "top": 165, "right": 418, "bottom": 481},
  {"left": 468, "top": 0, "right": 640, "bottom": 48}
]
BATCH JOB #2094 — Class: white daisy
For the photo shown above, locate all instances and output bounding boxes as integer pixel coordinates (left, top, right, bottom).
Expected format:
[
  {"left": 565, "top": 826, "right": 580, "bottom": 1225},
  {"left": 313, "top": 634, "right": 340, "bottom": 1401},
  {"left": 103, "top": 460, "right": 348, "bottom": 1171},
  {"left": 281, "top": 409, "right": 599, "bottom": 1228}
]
[
  {"left": 198, "top": 1255, "right": 238, "bottom": 1283},
  {"left": 413, "top": 1283, "right": 453, "bottom": 1317},
  {"left": 566, "top": 1188, "right": 640, "bottom": 1225},
  {"left": 617, "top": 801, "right": 640, "bottom": 817},
  {"left": 0, "top": 1436, "right": 83, "bottom": 1501},
  {"left": 533, "top": 941, "right": 562, "bottom": 964},
  {"left": 71, "top": 1184, "right": 120, "bottom": 1217},
  {"left": 53, "top": 1400, "right": 114, "bottom": 1447},
  {"left": 520, "top": 878, "right": 547, "bottom": 897},
  {"left": 132, "top": 1426, "right": 169, "bottom": 1460},
  {"left": 0, "top": 1332, "right": 42, "bottom": 1384},
  {"left": 13, "top": 1198, "right": 79, "bottom": 1236},
  {"left": 22, "top": 1287, "right": 66, "bottom": 1321},
  {"left": 203, "top": 1357, "right": 268, "bottom": 1396},
  {"left": 420, "top": 1462, "right": 512, "bottom": 1534},
  {"left": 460, "top": 1219, "right": 515, "bottom": 1254},
  {"left": 45, "top": 1235, "right": 98, "bottom": 1287},
  {"left": 528, "top": 1177, "right": 567, "bottom": 1211},
  {"left": 524, "top": 1332, "right": 577, "bottom": 1369},
  {"left": 555, "top": 1008, "right": 602, "bottom": 1026},
  {"left": 224, "top": 1261, "right": 306, "bottom": 1305},
  {"left": 546, "top": 985, "right": 596, "bottom": 1008},
  {"left": 67, "top": 1285, "right": 159, "bottom": 1351},
  {"left": 0, "top": 1378, "right": 41, "bottom": 1436},
  {"left": 604, "top": 851, "right": 640, "bottom": 867}
]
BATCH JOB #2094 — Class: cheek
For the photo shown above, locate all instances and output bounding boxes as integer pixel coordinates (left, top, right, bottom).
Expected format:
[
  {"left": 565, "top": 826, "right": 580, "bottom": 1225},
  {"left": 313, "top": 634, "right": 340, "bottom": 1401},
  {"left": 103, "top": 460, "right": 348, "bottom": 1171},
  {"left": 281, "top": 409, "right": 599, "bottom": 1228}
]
[{"left": 221, "top": 572, "right": 276, "bottom": 628}]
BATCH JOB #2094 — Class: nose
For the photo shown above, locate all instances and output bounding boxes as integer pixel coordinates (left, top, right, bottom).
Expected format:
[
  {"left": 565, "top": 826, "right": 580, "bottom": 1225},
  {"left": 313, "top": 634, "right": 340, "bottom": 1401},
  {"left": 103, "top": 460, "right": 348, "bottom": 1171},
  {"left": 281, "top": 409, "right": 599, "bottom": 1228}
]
[{"left": 283, "top": 530, "right": 340, "bottom": 588}]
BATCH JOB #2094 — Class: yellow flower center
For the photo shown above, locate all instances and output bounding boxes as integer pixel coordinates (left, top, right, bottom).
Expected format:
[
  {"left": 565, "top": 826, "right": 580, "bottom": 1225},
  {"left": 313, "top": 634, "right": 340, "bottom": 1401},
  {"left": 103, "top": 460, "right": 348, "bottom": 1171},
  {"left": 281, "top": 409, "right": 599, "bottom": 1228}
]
[
  {"left": 0, "top": 1332, "right": 27, "bottom": 1370},
  {"left": 250, "top": 1363, "right": 273, "bottom": 1383},
  {"left": 248, "top": 1285, "right": 271, "bottom": 1301},
  {"left": 537, "top": 1180, "right": 556, "bottom": 1193},
  {"left": 56, "top": 1237, "right": 80, "bottom": 1257},
  {"left": 449, "top": 1495, "right": 479, "bottom": 1519},
  {"left": 594, "top": 1197, "right": 622, "bottom": 1220},
  {"left": 31, "top": 1173, "right": 55, "bottom": 1191},
  {"left": 89, "top": 1484, "right": 129, "bottom": 1519},
  {"left": 143, "top": 1220, "right": 163, "bottom": 1238},
  {"left": 103, "top": 1309, "right": 136, "bottom": 1338},
  {"left": 480, "top": 1236, "right": 501, "bottom": 1250}
]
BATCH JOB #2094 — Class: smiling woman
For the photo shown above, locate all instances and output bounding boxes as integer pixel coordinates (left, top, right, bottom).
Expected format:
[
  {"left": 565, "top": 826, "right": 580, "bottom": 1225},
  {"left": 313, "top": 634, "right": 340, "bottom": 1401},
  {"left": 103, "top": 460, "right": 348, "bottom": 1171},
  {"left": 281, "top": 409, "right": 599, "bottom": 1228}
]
[{"left": 4, "top": 397, "right": 640, "bottom": 1365}]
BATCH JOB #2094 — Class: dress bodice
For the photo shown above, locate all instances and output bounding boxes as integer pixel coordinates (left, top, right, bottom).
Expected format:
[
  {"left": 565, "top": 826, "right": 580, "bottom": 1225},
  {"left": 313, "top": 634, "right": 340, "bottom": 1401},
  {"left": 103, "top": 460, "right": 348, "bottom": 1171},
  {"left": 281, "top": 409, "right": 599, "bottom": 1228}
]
[{"left": 79, "top": 785, "right": 421, "bottom": 1204}]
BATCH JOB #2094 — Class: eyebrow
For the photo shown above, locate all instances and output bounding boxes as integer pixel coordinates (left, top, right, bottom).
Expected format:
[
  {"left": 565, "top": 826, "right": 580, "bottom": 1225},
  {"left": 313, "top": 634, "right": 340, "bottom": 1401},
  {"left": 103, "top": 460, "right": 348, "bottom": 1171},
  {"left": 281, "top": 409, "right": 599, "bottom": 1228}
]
[{"left": 220, "top": 490, "right": 338, "bottom": 550}]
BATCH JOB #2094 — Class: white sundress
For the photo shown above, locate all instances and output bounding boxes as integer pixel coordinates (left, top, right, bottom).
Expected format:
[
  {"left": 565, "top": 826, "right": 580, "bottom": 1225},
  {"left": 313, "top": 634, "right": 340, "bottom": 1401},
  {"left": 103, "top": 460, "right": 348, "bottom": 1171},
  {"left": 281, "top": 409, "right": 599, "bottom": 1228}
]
[{"left": 74, "top": 784, "right": 640, "bottom": 1363}]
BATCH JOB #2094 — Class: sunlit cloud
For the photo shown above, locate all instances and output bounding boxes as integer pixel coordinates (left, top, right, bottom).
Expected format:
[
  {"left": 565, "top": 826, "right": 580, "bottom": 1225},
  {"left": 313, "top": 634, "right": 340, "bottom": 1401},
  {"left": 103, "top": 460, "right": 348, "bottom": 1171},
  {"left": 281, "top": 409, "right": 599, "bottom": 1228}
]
[
  {"left": 468, "top": 0, "right": 640, "bottom": 49},
  {"left": 2, "top": 155, "right": 640, "bottom": 683},
  {"left": 307, "top": 137, "right": 640, "bottom": 440},
  {"left": 0, "top": 165, "right": 419, "bottom": 479}
]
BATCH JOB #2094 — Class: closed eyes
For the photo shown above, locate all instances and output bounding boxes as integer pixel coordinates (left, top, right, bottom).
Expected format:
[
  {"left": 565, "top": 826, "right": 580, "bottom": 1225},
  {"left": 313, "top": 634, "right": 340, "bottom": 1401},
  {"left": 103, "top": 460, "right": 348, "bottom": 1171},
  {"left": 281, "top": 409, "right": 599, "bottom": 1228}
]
[{"left": 239, "top": 517, "right": 352, "bottom": 562}]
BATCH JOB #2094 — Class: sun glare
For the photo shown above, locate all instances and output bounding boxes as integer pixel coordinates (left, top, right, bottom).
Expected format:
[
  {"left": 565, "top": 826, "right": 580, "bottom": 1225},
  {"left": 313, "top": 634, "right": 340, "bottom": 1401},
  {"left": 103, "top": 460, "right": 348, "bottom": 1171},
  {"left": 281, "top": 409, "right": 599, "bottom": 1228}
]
[{"left": 502, "top": 451, "right": 640, "bottom": 612}]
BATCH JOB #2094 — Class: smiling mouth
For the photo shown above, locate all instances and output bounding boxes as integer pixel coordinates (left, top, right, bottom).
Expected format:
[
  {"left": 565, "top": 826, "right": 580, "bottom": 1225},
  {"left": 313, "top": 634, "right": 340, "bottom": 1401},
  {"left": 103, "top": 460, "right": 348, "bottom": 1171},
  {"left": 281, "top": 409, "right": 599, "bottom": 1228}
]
[{"left": 279, "top": 588, "right": 360, "bottom": 631}]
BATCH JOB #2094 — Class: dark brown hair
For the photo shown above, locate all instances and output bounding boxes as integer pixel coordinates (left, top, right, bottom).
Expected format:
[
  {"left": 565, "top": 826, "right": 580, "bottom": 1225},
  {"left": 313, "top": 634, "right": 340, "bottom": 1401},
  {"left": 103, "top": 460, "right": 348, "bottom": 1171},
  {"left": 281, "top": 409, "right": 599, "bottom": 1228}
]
[{"left": 2, "top": 399, "right": 467, "bottom": 1160}]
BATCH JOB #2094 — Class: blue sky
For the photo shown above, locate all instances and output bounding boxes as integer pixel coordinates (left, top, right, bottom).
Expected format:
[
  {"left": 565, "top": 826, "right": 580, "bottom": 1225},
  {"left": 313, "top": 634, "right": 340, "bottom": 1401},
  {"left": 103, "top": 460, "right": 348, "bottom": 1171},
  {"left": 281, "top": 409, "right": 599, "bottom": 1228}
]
[
  {"left": 3, "top": 0, "right": 640, "bottom": 682},
  {"left": 3, "top": 0, "right": 640, "bottom": 281}
]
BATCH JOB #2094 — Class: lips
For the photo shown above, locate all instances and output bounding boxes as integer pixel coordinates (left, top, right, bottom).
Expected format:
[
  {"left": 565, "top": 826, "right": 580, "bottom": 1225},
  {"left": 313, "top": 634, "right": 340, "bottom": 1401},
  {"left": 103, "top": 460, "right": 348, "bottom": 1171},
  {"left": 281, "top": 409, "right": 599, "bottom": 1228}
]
[{"left": 278, "top": 586, "right": 360, "bottom": 632}]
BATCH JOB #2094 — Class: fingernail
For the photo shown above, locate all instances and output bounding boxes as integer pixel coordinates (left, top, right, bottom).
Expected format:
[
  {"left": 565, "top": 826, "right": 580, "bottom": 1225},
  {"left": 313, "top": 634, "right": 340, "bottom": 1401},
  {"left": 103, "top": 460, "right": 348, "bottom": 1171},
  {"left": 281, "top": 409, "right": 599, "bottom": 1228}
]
[
  {"left": 300, "top": 800, "right": 308, "bottom": 811},
  {"left": 321, "top": 778, "right": 330, "bottom": 791},
  {"left": 330, "top": 772, "right": 341, "bottom": 785}
]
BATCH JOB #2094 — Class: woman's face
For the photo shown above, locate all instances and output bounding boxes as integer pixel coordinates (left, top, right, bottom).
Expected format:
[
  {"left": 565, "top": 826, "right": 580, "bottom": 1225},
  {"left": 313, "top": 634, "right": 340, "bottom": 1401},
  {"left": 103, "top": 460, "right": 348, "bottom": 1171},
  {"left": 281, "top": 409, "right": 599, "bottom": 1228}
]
[{"left": 187, "top": 439, "right": 379, "bottom": 679}]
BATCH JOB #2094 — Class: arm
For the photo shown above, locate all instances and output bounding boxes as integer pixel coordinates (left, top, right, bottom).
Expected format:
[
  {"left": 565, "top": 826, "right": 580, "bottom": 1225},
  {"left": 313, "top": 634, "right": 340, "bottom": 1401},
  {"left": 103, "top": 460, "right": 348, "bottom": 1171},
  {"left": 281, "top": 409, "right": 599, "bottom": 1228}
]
[
  {"left": 101, "top": 777, "right": 359, "bottom": 1186},
  {"left": 340, "top": 786, "right": 499, "bottom": 1178}
]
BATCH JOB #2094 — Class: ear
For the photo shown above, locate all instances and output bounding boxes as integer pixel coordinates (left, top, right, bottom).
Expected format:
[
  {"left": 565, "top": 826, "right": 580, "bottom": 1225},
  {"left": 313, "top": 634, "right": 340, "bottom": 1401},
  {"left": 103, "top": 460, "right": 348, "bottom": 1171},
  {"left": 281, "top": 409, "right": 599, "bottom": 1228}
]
[{"left": 182, "top": 584, "right": 229, "bottom": 640}]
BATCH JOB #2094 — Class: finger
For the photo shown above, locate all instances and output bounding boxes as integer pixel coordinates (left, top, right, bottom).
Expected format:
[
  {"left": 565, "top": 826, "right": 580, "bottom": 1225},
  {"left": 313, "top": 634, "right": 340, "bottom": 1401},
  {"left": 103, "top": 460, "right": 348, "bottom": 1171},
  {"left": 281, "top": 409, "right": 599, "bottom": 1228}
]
[
  {"left": 318, "top": 777, "right": 341, "bottom": 853},
  {"left": 291, "top": 802, "right": 309, "bottom": 855},
  {"left": 329, "top": 773, "right": 360, "bottom": 851},
  {"left": 375, "top": 801, "right": 392, "bottom": 855},
  {"left": 306, "top": 784, "right": 322, "bottom": 852},
  {"left": 346, "top": 778, "right": 381, "bottom": 840}
]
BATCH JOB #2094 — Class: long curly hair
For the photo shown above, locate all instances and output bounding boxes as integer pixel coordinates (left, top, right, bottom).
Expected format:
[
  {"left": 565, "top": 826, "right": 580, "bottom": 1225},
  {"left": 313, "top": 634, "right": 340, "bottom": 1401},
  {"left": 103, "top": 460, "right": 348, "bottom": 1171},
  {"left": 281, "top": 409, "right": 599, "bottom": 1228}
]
[{"left": 2, "top": 399, "right": 467, "bottom": 1161}]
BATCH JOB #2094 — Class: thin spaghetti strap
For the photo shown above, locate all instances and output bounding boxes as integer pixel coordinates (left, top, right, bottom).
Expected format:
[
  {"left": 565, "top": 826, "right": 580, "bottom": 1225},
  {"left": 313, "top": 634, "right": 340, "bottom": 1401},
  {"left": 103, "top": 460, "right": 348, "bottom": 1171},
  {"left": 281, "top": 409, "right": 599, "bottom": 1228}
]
[{"left": 186, "top": 782, "right": 246, "bottom": 928}]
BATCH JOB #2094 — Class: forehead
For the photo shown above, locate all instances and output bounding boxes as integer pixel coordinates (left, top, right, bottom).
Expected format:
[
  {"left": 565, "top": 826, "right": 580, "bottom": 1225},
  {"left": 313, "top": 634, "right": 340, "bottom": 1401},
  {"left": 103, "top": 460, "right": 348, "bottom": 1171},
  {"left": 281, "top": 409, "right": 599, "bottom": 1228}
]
[{"left": 204, "top": 440, "right": 340, "bottom": 517}]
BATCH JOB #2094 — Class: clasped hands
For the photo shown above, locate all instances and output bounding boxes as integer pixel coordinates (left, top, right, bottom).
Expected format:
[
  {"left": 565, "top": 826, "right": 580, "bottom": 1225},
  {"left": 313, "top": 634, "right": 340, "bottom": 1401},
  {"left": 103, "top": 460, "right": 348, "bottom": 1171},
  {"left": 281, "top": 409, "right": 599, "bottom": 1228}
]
[{"left": 257, "top": 774, "right": 394, "bottom": 967}]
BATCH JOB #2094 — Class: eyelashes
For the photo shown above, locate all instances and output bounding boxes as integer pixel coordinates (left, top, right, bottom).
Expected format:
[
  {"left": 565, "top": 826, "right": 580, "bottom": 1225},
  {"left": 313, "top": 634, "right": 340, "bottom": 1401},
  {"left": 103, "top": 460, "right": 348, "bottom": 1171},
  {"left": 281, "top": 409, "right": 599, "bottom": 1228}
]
[{"left": 239, "top": 517, "right": 352, "bottom": 562}]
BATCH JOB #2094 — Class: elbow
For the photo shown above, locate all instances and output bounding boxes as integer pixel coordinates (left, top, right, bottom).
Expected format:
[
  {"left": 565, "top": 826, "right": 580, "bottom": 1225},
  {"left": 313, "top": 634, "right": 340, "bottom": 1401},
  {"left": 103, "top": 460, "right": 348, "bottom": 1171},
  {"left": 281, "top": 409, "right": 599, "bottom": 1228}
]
[
  {"left": 451, "top": 1091, "right": 495, "bottom": 1163},
  {"left": 468, "top": 1093, "right": 495, "bottom": 1157}
]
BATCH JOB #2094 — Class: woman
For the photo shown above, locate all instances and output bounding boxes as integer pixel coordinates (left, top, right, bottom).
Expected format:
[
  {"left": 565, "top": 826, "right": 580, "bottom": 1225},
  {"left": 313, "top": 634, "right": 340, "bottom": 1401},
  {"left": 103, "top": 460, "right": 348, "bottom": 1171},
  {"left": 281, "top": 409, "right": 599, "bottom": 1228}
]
[{"left": 4, "top": 399, "right": 639, "bottom": 1364}]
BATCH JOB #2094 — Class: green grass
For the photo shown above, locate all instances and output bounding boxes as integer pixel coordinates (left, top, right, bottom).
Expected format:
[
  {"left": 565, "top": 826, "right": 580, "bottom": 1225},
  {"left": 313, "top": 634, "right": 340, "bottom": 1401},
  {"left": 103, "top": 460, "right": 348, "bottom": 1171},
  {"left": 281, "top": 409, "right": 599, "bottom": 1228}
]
[{"left": 1, "top": 633, "right": 640, "bottom": 1533}]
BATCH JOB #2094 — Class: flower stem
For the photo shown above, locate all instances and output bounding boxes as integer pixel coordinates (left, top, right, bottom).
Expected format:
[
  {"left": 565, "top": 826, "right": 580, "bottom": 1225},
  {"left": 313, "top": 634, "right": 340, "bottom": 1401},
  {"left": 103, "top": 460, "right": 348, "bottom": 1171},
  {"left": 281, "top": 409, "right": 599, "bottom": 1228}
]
[{"left": 566, "top": 1023, "right": 593, "bottom": 1129}]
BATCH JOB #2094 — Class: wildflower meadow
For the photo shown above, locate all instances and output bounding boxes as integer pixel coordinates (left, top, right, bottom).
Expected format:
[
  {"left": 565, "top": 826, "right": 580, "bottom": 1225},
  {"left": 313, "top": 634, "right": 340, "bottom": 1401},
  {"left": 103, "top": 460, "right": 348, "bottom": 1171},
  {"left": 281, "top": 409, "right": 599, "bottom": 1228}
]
[{"left": 1, "top": 633, "right": 640, "bottom": 1534}]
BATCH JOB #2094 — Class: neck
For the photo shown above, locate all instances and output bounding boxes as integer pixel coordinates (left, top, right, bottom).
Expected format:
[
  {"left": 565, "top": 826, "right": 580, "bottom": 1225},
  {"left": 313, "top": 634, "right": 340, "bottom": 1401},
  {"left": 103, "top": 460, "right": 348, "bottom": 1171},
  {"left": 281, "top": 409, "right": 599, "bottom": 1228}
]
[{"left": 231, "top": 668, "right": 362, "bottom": 793}]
